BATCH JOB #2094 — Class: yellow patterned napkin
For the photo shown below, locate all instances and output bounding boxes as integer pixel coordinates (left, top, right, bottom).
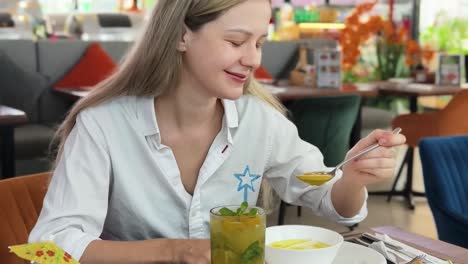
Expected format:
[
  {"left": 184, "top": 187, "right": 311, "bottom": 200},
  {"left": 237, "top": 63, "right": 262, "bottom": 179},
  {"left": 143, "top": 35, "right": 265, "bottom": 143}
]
[{"left": 9, "top": 241, "right": 79, "bottom": 264}]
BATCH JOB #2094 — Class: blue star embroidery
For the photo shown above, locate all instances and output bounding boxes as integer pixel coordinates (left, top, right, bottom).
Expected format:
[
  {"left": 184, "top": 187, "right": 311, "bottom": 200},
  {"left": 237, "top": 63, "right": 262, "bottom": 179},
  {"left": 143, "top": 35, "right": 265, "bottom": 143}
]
[{"left": 234, "top": 165, "right": 261, "bottom": 202}]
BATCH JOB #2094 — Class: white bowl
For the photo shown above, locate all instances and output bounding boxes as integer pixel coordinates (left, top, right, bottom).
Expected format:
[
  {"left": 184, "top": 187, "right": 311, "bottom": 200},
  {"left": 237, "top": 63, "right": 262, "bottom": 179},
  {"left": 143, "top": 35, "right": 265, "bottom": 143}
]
[{"left": 265, "top": 225, "right": 344, "bottom": 264}]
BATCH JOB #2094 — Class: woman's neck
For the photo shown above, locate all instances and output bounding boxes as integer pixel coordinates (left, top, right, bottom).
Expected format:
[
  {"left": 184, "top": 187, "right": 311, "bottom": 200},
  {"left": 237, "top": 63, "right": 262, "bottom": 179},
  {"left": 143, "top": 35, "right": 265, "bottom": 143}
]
[{"left": 155, "top": 82, "right": 222, "bottom": 133}]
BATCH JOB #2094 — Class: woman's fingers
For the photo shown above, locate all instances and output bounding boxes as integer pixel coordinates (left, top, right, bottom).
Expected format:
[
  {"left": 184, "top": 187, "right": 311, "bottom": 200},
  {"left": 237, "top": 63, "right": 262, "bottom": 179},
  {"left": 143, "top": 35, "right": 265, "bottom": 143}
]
[
  {"left": 350, "top": 129, "right": 406, "bottom": 155},
  {"left": 357, "top": 147, "right": 396, "bottom": 159},
  {"left": 357, "top": 168, "right": 395, "bottom": 179},
  {"left": 353, "top": 157, "right": 396, "bottom": 170},
  {"left": 347, "top": 145, "right": 396, "bottom": 162}
]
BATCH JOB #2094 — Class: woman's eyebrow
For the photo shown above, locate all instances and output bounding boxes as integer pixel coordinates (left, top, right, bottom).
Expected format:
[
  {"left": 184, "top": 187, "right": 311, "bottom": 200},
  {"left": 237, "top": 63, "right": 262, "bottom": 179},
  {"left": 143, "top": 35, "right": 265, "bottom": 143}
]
[{"left": 225, "top": 29, "right": 268, "bottom": 38}]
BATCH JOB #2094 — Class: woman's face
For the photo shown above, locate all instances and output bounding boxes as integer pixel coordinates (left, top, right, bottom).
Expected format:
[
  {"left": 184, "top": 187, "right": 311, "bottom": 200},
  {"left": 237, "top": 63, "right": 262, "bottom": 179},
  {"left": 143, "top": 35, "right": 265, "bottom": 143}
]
[{"left": 180, "top": 0, "right": 270, "bottom": 100}]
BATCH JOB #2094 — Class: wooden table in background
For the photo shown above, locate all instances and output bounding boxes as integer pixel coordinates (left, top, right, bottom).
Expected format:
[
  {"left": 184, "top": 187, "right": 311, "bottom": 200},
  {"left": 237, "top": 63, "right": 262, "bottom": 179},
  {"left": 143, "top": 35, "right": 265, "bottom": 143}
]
[
  {"left": 0, "top": 105, "right": 27, "bottom": 179},
  {"left": 266, "top": 83, "right": 378, "bottom": 101},
  {"left": 376, "top": 82, "right": 466, "bottom": 113}
]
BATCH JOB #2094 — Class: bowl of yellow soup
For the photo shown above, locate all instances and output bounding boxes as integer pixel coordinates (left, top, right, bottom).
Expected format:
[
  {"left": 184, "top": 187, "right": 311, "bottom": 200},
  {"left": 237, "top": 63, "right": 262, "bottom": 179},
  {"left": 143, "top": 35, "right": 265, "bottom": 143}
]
[{"left": 265, "top": 225, "right": 343, "bottom": 264}]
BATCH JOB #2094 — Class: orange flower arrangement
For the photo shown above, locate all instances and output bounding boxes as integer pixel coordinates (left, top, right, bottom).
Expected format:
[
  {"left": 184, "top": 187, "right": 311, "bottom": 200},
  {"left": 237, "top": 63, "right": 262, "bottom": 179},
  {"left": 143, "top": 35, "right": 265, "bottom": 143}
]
[
  {"left": 340, "top": 1, "right": 379, "bottom": 71},
  {"left": 405, "top": 40, "right": 435, "bottom": 67},
  {"left": 340, "top": 1, "right": 434, "bottom": 76}
]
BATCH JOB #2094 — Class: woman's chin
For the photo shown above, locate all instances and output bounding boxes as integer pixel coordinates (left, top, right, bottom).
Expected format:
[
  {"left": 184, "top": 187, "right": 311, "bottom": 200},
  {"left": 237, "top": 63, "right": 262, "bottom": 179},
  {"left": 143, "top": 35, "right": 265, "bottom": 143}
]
[
  {"left": 224, "top": 90, "right": 245, "bottom": 100},
  {"left": 219, "top": 93, "right": 243, "bottom": 100},
  {"left": 216, "top": 85, "right": 244, "bottom": 100}
]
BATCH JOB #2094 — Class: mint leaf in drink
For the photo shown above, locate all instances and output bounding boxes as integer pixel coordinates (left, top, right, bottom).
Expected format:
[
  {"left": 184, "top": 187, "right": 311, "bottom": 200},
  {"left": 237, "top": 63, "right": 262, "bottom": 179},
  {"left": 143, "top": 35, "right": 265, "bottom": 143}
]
[
  {"left": 219, "top": 207, "right": 236, "bottom": 216},
  {"left": 218, "top": 202, "right": 258, "bottom": 217},
  {"left": 245, "top": 208, "right": 258, "bottom": 216},
  {"left": 236, "top": 201, "right": 248, "bottom": 215},
  {"left": 240, "top": 240, "right": 263, "bottom": 263}
]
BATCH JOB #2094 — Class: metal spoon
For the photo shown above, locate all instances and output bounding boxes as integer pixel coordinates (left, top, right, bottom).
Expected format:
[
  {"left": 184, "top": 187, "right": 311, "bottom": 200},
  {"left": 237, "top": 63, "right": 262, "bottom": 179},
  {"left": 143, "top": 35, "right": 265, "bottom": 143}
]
[{"left": 297, "top": 127, "right": 402, "bottom": 186}]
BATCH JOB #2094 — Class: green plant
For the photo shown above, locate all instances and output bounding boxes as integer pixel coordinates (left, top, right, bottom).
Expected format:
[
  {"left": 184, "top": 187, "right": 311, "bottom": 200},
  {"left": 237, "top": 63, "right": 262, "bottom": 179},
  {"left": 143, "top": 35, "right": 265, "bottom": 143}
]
[
  {"left": 420, "top": 12, "right": 468, "bottom": 54},
  {"left": 375, "top": 39, "right": 405, "bottom": 80}
]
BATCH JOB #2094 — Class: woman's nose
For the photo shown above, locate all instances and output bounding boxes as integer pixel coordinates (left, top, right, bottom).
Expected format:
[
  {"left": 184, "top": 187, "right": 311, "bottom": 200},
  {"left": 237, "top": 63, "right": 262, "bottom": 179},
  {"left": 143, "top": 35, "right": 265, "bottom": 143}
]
[{"left": 240, "top": 45, "right": 261, "bottom": 69}]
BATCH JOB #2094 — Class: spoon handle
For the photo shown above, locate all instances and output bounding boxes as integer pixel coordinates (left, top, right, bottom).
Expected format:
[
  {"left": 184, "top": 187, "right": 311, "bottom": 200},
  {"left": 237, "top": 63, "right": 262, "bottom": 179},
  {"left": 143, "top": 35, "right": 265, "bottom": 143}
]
[{"left": 335, "top": 128, "right": 402, "bottom": 170}]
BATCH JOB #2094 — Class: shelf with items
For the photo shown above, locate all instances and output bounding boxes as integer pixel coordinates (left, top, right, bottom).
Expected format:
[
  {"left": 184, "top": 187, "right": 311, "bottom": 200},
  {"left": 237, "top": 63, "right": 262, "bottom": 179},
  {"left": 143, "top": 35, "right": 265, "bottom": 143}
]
[
  {"left": 270, "top": 0, "right": 415, "bottom": 41},
  {"left": 271, "top": 1, "right": 346, "bottom": 41}
]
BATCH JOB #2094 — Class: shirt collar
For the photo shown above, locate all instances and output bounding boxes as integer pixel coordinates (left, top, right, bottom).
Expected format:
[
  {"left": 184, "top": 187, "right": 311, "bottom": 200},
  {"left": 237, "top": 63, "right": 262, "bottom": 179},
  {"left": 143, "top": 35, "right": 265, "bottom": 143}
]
[
  {"left": 137, "top": 97, "right": 239, "bottom": 143},
  {"left": 221, "top": 99, "right": 239, "bottom": 144},
  {"left": 137, "top": 96, "right": 159, "bottom": 137}
]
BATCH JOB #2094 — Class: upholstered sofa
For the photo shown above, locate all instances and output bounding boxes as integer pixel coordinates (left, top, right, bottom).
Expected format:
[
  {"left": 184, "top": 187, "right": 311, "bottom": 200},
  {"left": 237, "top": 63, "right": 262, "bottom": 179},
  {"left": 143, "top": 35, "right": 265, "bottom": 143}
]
[{"left": 0, "top": 39, "right": 131, "bottom": 176}]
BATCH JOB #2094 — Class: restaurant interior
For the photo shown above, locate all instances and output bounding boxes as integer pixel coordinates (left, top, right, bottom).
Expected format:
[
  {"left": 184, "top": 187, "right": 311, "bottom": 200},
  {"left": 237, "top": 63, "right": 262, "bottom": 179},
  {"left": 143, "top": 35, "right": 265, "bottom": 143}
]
[{"left": 0, "top": 0, "right": 467, "bottom": 263}]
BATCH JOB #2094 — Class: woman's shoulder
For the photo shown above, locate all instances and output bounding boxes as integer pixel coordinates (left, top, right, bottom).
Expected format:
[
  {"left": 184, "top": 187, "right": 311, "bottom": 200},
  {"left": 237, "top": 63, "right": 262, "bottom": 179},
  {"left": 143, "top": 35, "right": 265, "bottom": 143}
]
[
  {"left": 78, "top": 96, "right": 148, "bottom": 124},
  {"left": 235, "top": 95, "right": 298, "bottom": 138},
  {"left": 235, "top": 95, "right": 287, "bottom": 123}
]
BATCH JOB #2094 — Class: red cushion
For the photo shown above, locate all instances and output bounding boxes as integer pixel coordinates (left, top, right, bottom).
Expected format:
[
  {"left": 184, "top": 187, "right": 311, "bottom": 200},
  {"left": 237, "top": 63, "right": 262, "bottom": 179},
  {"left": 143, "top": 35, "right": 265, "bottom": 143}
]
[
  {"left": 254, "top": 65, "right": 273, "bottom": 80},
  {"left": 54, "top": 43, "right": 117, "bottom": 90}
]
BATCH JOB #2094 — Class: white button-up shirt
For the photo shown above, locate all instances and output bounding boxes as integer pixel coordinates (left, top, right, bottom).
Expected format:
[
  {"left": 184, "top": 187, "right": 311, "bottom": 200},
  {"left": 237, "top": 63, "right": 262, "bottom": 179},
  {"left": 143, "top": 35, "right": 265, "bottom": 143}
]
[{"left": 29, "top": 95, "right": 367, "bottom": 260}]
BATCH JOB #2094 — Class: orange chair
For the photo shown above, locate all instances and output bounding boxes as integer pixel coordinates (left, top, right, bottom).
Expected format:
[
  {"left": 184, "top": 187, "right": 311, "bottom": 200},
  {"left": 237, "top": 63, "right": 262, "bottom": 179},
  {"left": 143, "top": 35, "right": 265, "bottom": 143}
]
[
  {"left": 0, "top": 172, "right": 50, "bottom": 264},
  {"left": 386, "top": 89, "right": 468, "bottom": 209}
]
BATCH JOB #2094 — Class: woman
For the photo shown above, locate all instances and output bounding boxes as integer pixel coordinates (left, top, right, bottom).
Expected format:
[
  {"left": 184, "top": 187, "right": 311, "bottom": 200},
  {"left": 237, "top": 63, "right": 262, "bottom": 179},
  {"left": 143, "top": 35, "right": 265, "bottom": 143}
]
[{"left": 29, "top": 0, "right": 406, "bottom": 263}]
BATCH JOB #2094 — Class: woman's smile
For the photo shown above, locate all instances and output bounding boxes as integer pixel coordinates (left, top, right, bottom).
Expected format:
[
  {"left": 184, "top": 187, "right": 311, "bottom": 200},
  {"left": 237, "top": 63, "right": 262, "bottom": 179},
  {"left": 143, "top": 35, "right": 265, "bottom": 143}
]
[{"left": 224, "top": 70, "right": 248, "bottom": 83}]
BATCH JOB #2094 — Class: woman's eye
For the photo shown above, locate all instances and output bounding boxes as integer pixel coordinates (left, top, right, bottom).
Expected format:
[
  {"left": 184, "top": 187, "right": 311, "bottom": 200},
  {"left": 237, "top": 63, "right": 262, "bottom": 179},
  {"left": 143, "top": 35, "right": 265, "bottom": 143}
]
[
  {"left": 228, "top": 41, "right": 243, "bottom": 47},
  {"left": 256, "top": 42, "right": 264, "bottom": 49}
]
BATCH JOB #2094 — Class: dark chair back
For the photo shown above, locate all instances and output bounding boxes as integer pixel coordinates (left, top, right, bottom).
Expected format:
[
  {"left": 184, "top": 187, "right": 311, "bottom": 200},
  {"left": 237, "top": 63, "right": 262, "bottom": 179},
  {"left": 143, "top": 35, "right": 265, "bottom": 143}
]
[
  {"left": 419, "top": 135, "right": 468, "bottom": 248},
  {"left": 277, "top": 94, "right": 361, "bottom": 225},
  {"left": 288, "top": 94, "right": 361, "bottom": 166}
]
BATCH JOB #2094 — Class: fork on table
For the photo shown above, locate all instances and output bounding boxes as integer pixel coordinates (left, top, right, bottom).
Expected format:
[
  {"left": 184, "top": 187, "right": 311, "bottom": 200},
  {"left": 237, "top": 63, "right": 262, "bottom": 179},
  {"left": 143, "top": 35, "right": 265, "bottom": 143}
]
[{"left": 404, "top": 254, "right": 426, "bottom": 264}]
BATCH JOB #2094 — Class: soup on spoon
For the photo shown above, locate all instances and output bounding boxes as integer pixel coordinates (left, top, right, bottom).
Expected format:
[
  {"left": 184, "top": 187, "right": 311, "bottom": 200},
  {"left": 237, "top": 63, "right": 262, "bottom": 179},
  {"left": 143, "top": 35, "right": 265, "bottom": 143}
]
[{"left": 296, "top": 172, "right": 333, "bottom": 186}]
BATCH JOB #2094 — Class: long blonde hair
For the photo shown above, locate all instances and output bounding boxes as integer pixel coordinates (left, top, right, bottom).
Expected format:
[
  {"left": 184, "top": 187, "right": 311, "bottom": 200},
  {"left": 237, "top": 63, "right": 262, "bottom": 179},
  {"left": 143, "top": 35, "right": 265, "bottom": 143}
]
[{"left": 55, "top": 0, "right": 284, "bottom": 212}]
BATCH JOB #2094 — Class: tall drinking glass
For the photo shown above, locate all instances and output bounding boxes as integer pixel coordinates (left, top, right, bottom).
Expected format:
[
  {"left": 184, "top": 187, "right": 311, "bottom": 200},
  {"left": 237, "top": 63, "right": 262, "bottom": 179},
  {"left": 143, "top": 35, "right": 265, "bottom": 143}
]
[{"left": 210, "top": 205, "right": 266, "bottom": 264}]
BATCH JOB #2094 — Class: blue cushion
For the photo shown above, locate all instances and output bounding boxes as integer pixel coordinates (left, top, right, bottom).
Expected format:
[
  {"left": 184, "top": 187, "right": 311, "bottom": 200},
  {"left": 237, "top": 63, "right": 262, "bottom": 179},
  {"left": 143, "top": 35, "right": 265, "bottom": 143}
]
[{"left": 419, "top": 135, "right": 468, "bottom": 248}]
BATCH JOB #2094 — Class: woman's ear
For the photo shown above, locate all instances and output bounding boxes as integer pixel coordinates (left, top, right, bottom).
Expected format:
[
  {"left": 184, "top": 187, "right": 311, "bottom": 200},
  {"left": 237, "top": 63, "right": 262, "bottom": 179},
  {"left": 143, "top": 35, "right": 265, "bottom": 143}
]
[{"left": 177, "top": 26, "right": 192, "bottom": 52}]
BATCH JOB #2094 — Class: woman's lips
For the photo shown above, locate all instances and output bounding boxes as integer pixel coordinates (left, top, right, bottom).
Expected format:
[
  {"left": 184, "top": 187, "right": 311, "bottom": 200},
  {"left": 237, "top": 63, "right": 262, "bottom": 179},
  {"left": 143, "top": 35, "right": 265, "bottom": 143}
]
[{"left": 225, "top": 70, "right": 247, "bottom": 83}]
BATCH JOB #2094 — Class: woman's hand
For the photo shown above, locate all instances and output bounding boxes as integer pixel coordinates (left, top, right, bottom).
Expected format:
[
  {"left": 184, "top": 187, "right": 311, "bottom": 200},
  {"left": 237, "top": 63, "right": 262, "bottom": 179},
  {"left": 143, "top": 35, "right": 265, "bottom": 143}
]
[
  {"left": 172, "top": 239, "right": 211, "bottom": 264},
  {"left": 341, "top": 129, "right": 406, "bottom": 188}
]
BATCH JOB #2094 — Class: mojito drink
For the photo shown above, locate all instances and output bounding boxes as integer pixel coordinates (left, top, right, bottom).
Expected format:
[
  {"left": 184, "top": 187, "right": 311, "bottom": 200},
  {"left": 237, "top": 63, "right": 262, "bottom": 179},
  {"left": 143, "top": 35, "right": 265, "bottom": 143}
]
[{"left": 210, "top": 204, "right": 265, "bottom": 264}]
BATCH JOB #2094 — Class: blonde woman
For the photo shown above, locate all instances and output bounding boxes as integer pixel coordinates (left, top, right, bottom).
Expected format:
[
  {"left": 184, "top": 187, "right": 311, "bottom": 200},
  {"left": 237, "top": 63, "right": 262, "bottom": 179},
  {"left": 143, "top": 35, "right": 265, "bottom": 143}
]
[{"left": 29, "top": 0, "right": 405, "bottom": 263}]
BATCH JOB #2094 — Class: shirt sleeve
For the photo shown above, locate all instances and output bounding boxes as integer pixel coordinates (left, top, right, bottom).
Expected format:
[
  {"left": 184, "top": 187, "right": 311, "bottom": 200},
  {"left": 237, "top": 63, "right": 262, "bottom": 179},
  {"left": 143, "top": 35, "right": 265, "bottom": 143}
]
[
  {"left": 264, "top": 114, "right": 367, "bottom": 226},
  {"left": 29, "top": 110, "right": 111, "bottom": 261}
]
